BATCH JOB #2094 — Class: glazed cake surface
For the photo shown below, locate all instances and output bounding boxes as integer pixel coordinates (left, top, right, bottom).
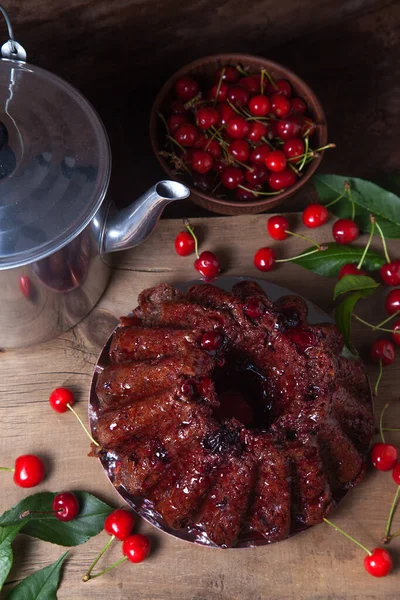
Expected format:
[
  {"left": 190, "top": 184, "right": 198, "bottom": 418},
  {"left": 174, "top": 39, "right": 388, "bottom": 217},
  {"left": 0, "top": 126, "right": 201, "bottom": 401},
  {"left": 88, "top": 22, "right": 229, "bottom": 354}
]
[{"left": 93, "top": 281, "right": 374, "bottom": 548}]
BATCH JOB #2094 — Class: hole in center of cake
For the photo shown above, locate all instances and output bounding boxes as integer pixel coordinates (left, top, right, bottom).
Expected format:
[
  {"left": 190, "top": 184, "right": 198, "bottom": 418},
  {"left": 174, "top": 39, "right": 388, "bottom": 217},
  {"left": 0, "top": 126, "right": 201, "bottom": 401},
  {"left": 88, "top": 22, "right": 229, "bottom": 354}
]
[{"left": 212, "top": 351, "right": 275, "bottom": 431}]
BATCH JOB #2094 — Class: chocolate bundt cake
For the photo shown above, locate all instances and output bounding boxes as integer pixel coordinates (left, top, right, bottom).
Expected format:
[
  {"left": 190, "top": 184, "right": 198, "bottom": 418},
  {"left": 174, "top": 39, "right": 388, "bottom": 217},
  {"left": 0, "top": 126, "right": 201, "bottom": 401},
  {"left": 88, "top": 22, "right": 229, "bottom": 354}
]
[{"left": 93, "top": 281, "right": 374, "bottom": 548}]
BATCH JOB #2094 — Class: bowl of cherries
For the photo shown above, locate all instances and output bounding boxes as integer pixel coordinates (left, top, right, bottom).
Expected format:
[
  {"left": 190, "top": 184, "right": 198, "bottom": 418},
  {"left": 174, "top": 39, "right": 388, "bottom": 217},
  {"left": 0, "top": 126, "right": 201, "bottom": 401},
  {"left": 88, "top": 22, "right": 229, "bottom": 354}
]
[{"left": 150, "top": 53, "right": 330, "bottom": 215}]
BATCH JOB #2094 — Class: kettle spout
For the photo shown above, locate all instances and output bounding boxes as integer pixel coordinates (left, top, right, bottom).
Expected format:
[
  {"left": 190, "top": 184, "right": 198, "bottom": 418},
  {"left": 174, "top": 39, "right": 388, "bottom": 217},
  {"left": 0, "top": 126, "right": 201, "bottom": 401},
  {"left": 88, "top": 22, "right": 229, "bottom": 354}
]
[{"left": 102, "top": 180, "right": 190, "bottom": 254}]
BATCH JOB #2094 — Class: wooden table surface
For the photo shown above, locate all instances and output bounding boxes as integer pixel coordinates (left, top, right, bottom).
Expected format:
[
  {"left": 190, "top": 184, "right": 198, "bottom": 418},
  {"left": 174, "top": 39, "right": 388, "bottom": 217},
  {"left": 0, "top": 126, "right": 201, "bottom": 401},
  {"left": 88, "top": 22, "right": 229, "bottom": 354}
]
[{"left": 1, "top": 214, "right": 399, "bottom": 599}]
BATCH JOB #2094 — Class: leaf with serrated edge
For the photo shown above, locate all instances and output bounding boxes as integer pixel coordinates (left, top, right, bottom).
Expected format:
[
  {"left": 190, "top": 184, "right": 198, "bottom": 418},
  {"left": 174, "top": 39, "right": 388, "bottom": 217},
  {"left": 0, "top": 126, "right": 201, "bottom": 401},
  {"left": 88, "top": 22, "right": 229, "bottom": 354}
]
[
  {"left": 335, "top": 289, "right": 376, "bottom": 346},
  {"left": 0, "top": 525, "right": 22, "bottom": 591},
  {"left": 314, "top": 175, "right": 400, "bottom": 238},
  {"left": 6, "top": 551, "right": 68, "bottom": 600},
  {"left": 0, "top": 492, "right": 113, "bottom": 547},
  {"left": 291, "top": 242, "right": 385, "bottom": 277},
  {"left": 333, "top": 275, "right": 380, "bottom": 301}
]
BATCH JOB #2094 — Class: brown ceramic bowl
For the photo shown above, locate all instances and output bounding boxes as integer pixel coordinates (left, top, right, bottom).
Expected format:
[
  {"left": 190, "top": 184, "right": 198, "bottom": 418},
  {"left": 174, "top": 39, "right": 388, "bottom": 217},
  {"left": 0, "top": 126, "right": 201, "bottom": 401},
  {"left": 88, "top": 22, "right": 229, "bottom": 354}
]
[{"left": 150, "top": 53, "right": 328, "bottom": 215}]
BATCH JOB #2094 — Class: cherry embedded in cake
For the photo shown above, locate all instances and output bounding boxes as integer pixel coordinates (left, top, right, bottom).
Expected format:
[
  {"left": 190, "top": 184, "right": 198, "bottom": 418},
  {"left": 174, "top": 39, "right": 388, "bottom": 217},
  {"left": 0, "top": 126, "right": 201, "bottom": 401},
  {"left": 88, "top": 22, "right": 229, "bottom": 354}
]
[{"left": 91, "top": 281, "right": 373, "bottom": 549}]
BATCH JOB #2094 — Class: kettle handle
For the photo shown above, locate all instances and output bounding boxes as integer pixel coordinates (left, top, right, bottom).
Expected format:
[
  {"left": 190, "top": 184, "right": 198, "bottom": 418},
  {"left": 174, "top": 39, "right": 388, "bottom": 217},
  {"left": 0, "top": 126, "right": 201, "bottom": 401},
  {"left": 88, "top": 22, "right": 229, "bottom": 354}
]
[{"left": 0, "top": 5, "right": 26, "bottom": 61}]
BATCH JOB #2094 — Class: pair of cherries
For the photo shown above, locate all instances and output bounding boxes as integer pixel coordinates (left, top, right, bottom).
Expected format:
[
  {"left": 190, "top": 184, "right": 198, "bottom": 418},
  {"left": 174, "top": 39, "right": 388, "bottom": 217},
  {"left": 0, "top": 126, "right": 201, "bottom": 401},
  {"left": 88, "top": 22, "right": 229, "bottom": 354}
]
[{"left": 175, "top": 220, "right": 220, "bottom": 281}]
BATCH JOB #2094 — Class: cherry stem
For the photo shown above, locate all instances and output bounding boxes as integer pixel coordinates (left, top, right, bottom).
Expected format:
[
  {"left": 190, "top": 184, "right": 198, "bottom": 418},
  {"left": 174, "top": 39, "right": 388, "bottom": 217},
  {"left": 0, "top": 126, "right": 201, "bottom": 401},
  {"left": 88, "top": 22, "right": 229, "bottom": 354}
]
[
  {"left": 157, "top": 111, "right": 170, "bottom": 136},
  {"left": 261, "top": 136, "right": 274, "bottom": 150},
  {"left": 213, "top": 68, "right": 225, "bottom": 108},
  {"left": 276, "top": 246, "right": 327, "bottom": 263},
  {"left": 382, "top": 428, "right": 400, "bottom": 432},
  {"left": 298, "top": 136, "right": 309, "bottom": 171},
  {"left": 384, "top": 486, "right": 400, "bottom": 542},
  {"left": 237, "top": 184, "right": 283, "bottom": 196},
  {"left": 261, "top": 68, "right": 277, "bottom": 88},
  {"left": 325, "top": 189, "right": 347, "bottom": 209},
  {"left": 379, "top": 403, "right": 390, "bottom": 443},
  {"left": 67, "top": 404, "right": 99, "bottom": 447},
  {"left": 0, "top": 467, "right": 14, "bottom": 472},
  {"left": 166, "top": 135, "right": 186, "bottom": 155},
  {"left": 205, "top": 127, "right": 223, "bottom": 150},
  {"left": 374, "top": 312, "right": 399, "bottom": 330},
  {"left": 184, "top": 219, "right": 199, "bottom": 258},
  {"left": 226, "top": 99, "right": 244, "bottom": 117},
  {"left": 82, "top": 556, "right": 127, "bottom": 582},
  {"left": 352, "top": 313, "right": 399, "bottom": 333},
  {"left": 236, "top": 64, "right": 249, "bottom": 77},
  {"left": 375, "top": 220, "right": 391, "bottom": 264},
  {"left": 82, "top": 535, "right": 115, "bottom": 582},
  {"left": 285, "top": 230, "right": 321, "bottom": 250},
  {"left": 357, "top": 215, "right": 375, "bottom": 270},
  {"left": 383, "top": 530, "right": 400, "bottom": 544},
  {"left": 323, "top": 518, "right": 372, "bottom": 556},
  {"left": 374, "top": 359, "right": 383, "bottom": 397},
  {"left": 287, "top": 162, "right": 302, "bottom": 177}
]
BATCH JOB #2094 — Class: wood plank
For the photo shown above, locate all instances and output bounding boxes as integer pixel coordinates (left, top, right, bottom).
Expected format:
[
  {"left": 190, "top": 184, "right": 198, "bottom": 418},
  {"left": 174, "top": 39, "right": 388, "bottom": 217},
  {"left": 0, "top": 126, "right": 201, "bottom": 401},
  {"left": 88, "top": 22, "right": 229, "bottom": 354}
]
[{"left": 1, "top": 214, "right": 399, "bottom": 599}]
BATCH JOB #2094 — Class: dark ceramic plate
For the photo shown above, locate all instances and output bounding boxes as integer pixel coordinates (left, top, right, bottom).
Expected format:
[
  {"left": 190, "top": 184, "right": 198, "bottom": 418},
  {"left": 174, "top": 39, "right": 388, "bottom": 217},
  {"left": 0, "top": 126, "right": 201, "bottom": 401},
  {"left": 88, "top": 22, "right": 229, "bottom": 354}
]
[{"left": 89, "top": 276, "right": 366, "bottom": 549}]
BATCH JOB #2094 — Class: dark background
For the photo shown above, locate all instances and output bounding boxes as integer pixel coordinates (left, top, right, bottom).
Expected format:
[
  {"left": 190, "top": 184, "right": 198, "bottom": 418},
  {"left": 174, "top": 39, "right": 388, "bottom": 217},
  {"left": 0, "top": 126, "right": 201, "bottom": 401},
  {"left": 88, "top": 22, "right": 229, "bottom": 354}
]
[{"left": 4, "top": 0, "right": 400, "bottom": 216}]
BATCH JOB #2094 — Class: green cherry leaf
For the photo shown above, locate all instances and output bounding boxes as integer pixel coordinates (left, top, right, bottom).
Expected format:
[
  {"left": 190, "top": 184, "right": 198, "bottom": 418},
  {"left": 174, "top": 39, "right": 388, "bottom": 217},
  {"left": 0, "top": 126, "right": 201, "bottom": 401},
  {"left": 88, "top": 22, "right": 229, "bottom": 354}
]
[
  {"left": 313, "top": 175, "right": 400, "bottom": 238},
  {"left": 6, "top": 551, "right": 68, "bottom": 600},
  {"left": 290, "top": 242, "right": 385, "bottom": 277},
  {"left": 0, "top": 492, "right": 113, "bottom": 547},
  {"left": 333, "top": 275, "right": 380, "bottom": 301},
  {"left": 335, "top": 289, "right": 376, "bottom": 346},
  {"left": 0, "top": 525, "right": 22, "bottom": 591}
]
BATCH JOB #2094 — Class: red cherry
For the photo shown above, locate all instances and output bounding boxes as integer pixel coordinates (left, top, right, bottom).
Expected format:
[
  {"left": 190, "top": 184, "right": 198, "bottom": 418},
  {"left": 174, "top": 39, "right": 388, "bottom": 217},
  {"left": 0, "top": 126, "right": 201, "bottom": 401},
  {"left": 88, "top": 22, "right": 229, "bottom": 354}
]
[
  {"left": 191, "top": 172, "right": 214, "bottom": 193},
  {"left": 391, "top": 320, "right": 400, "bottom": 345},
  {"left": 49, "top": 387, "right": 74, "bottom": 413},
  {"left": 370, "top": 442, "right": 398, "bottom": 471},
  {"left": 247, "top": 121, "right": 268, "bottom": 143},
  {"left": 380, "top": 260, "right": 400, "bottom": 286},
  {"left": 332, "top": 219, "right": 360, "bottom": 245},
  {"left": 226, "top": 86, "right": 249, "bottom": 109},
  {"left": 239, "top": 76, "right": 260, "bottom": 95},
  {"left": 300, "top": 116, "right": 316, "bottom": 137},
  {"left": 175, "top": 77, "right": 199, "bottom": 102},
  {"left": 226, "top": 116, "right": 250, "bottom": 139},
  {"left": 268, "top": 168, "right": 297, "bottom": 191},
  {"left": 195, "top": 107, "right": 219, "bottom": 130},
  {"left": 283, "top": 138, "right": 305, "bottom": 163},
  {"left": 250, "top": 144, "right": 271, "bottom": 165},
  {"left": 204, "top": 138, "right": 221, "bottom": 159},
  {"left": 249, "top": 95, "right": 271, "bottom": 116},
  {"left": 254, "top": 247, "right": 276, "bottom": 271},
  {"left": 191, "top": 150, "right": 213, "bottom": 174},
  {"left": 271, "top": 94, "right": 290, "bottom": 118},
  {"left": 104, "top": 508, "right": 135, "bottom": 541},
  {"left": 229, "top": 139, "right": 250, "bottom": 162},
  {"left": 370, "top": 338, "right": 396, "bottom": 365},
  {"left": 364, "top": 548, "right": 392, "bottom": 577},
  {"left": 169, "top": 99, "right": 186, "bottom": 114},
  {"left": 19, "top": 275, "right": 31, "bottom": 298},
  {"left": 338, "top": 264, "right": 366, "bottom": 280},
  {"left": 302, "top": 204, "right": 329, "bottom": 228},
  {"left": 181, "top": 148, "right": 194, "bottom": 168},
  {"left": 208, "top": 82, "right": 228, "bottom": 102},
  {"left": 194, "top": 251, "right": 220, "bottom": 281},
  {"left": 215, "top": 66, "right": 240, "bottom": 84},
  {"left": 52, "top": 491, "right": 80, "bottom": 522},
  {"left": 268, "top": 79, "right": 292, "bottom": 98},
  {"left": 267, "top": 216, "right": 289, "bottom": 241},
  {"left": 235, "top": 185, "right": 258, "bottom": 201},
  {"left": 386, "top": 289, "right": 400, "bottom": 315},
  {"left": 221, "top": 166, "right": 244, "bottom": 190},
  {"left": 167, "top": 114, "right": 189, "bottom": 134},
  {"left": 217, "top": 103, "right": 236, "bottom": 126},
  {"left": 213, "top": 159, "right": 226, "bottom": 174},
  {"left": 392, "top": 462, "right": 400, "bottom": 484},
  {"left": 122, "top": 534, "right": 151, "bottom": 564},
  {"left": 13, "top": 454, "right": 45, "bottom": 488},
  {"left": 244, "top": 300, "right": 265, "bottom": 318},
  {"left": 201, "top": 331, "right": 223, "bottom": 351},
  {"left": 265, "top": 150, "right": 287, "bottom": 173},
  {"left": 290, "top": 97, "right": 307, "bottom": 114},
  {"left": 245, "top": 164, "right": 268, "bottom": 186},
  {"left": 175, "top": 231, "right": 195, "bottom": 256},
  {"left": 174, "top": 123, "right": 200, "bottom": 147},
  {"left": 276, "top": 117, "right": 302, "bottom": 140}
]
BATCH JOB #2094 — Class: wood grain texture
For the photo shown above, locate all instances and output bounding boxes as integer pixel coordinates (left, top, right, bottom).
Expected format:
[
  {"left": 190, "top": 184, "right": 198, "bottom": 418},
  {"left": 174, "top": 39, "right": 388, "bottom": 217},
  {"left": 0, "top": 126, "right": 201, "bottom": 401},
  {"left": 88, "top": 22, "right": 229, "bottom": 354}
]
[{"left": 0, "top": 214, "right": 399, "bottom": 599}]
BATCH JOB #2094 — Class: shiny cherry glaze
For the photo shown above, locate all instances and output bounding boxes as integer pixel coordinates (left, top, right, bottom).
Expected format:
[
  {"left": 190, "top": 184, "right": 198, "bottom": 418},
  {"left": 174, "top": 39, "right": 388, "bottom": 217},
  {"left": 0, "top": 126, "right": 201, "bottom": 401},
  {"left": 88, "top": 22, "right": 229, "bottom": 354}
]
[
  {"left": 53, "top": 491, "right": 80, "bottom": 522},
  {"left": 201, "top": 331, "right": 223, "bottom": 351},
  {"left": 302, "top": 204, "right": 329, "bottom": 228},
  {"left": 332, "top": 219, "right": 360, "bottom": 245},
  {"left": 338, "top": 264, "right": 366, "bottom": 280},
  {"left": 267, "top": 215, "right": 289, "bottom": 240},
  {"left": 49, "top": 387, "right": 74, "bottom": 413},
  {"left": 122, "top": 534, "right": 151, "bottom": 563},
  {"left": 380, "top": 260, "right": 400, "bottom": 286},
  {"left": 243, "top": 300, "right": 265, "bottom": 319},
  {"left": 254, "top": 247, "right": 276, "bottom": 271},
  {"left": 364, "top": 548, "right": 392, "bottom": 577},
  {"left": 104, "top": 508, "right": 135, "bottom": 541},
  {"left": 370, "top": 339, "right": 396, "bottom": 365},
  {"left": 370, "top": 442, "right": 398, "bottom": 471},
  {"left": 386, "top": 288, "right": 400, "bottom": 314},
  {"left": 194, "top": 251, "right": 220, "bottom": 281},
  {"left": 13, "top": 455, "right": 45, "bottom": 488},
  {"left": 175, "top": 231, "right": 195, "bottom": 256}
]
